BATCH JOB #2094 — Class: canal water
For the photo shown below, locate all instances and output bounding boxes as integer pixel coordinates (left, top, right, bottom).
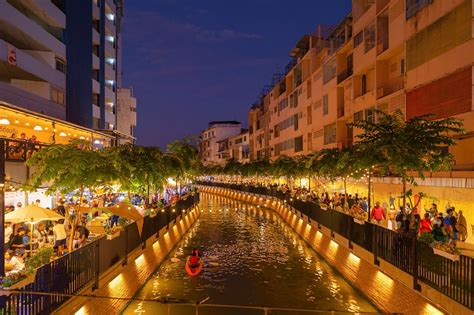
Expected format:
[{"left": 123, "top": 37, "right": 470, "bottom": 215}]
[{"left": 123, "top": 194, "right": 377, "bottom": 314}]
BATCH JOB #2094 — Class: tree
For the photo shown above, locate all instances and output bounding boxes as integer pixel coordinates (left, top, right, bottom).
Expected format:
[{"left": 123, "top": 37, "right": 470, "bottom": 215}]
[
  {"left": 108, "top": 144, "right": 169, "bottom": 203},
  {"left": 352, "top": 110, "right": 464, "bottom": 210},
  {"left": 26, "top": 140, "right": 116, "bottom": 250}
]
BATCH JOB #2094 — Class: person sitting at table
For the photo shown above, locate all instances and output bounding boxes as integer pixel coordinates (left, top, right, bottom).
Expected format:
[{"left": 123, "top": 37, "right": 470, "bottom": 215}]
[
  {"left": 73, "top": 224, "right": 90, "bottom": 249},
  {"left": 4, "top": 250, "right": 24, "bottom": 272},
  {"left": 10, "top": 228, "right": 27, "bottom": 257},
  {"left": 33, "top": 222, "right": 49, "bottom": 244}
]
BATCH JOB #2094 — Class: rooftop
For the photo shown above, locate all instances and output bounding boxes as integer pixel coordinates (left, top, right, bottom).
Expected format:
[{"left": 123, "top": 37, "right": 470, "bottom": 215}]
[{"left": 208, "top": 120, "right": 241, "bottom": 127}]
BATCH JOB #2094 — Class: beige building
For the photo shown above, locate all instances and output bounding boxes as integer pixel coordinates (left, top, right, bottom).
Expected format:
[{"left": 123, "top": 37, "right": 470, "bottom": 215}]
[
  {"left": 116, "top": 87, "right": 137, "bottom": 144},
  {"left": 227, "top": 130, "right": 250, "bottom": 163},
  {"left": 199, "top": 121, "right": 241, "bottom": 165},
  {"left": 247, "top": 0, "right": 474, "bottom": 238}
]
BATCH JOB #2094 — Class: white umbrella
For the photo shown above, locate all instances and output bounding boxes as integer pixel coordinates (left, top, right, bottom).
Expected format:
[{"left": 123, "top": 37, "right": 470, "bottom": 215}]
[
  {"left": 5, "top": 204, "right": 65, "bottom": 252},
  {"left": 5, "top": 204, "right": 65, "bottom": 223}
]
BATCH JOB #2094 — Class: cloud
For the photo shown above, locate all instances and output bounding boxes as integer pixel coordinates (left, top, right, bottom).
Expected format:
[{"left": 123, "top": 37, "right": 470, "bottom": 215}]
[{"left": 183, "top": 23, "right": 262, "bottom": 41}]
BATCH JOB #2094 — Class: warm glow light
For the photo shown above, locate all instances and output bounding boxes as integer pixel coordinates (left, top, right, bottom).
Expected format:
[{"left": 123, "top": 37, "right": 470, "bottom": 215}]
[
  {"left": 33, "top": 125, "right": 42, "bottom": 131},
  {"left": 14, "top": 120, "right": 19, "bottom": 124},
  {"left": 79, "top": 136, "right": 85, "bottom": 139},
  {"left": 25, "top": 122, "right": 30, "bottom": 126},
  {"left": 135, "top": 253, "right": 145, "bottom": 264},
  {"left": 59, "top": 132, "right": 67, "bottom": 137},
  {"left": 109, "top": 273, "right": 123, "bottom": 287},
  {"left": 94, "top": 139, "right": 101, "bottom": 144},
  {"left": 0, "top": 117, "right": 10, "bottom": 125}
]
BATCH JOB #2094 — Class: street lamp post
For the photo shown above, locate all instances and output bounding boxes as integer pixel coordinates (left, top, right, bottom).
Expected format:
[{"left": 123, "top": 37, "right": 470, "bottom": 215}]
[{"left": 0, "top": 140, "right": 5, "bottom": 277}]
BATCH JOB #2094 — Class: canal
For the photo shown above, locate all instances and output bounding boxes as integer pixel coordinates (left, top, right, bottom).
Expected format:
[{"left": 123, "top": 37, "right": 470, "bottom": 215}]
[{"left": 123, "top": 194, "right": 377, "bottom": 314}]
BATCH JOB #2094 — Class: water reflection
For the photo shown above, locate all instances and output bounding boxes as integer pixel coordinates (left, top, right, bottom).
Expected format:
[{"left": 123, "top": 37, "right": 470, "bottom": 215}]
[{"left": 123, "top": 194, "right": 377, "bottom": 314}]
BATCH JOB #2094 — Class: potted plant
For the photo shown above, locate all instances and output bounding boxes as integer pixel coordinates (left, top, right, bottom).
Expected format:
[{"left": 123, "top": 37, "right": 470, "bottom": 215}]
[
  {"left": 432, "top": 242, "right": 461, "bottom": 261},
  {"left": 0, "top": 270, "right": 36, "bottom": 294},
  {"left": 105, "top": 226, "right": 122, "bottom": 240}
]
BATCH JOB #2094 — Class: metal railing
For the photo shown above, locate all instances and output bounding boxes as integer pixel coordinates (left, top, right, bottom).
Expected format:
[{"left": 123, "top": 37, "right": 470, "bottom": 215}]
[
  {"left": 0, "top": 194, "right": 200, "bottom": 314},
  {"left": 198, "top": 181, "right": 473, "bottom": 310},
  {"left": 3, "top": 139, "right": 47, "bottom": 162},
  {"left": 336, "top": 68, "right": 353, "bottom": 84}
]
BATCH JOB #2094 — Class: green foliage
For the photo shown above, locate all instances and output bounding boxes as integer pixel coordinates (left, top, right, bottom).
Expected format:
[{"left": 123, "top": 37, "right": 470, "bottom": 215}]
[
  {"left": 25, "top": 247, "right": 53, "bottom": 272},
  {"left": 26, "top": 139, "right": 116, "bottom": 194},
  {"left": 351, "top": 109, "right": 464, "bottom": 184}
]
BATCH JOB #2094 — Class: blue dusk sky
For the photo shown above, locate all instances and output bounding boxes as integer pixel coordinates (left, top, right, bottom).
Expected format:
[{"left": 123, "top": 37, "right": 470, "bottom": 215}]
[{"left": 121, "top": 0, "right": 352, "bottom": 148}]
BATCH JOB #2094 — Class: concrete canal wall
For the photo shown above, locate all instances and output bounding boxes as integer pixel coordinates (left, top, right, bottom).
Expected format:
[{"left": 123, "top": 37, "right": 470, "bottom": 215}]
[{"left": 54, "top": 205, "right": 202, "bottom": 315}]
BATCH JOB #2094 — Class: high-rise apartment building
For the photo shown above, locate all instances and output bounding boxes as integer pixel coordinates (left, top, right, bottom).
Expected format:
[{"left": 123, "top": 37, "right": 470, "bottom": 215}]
[
  {"left": 248, "top": 0, "right": 474, "bottom": 170},
  {"left": 66, "top": 0, "right": 123, "bottom": 131},
  {"left": 116, "top": 87, "right": 137, "bottom": 144},
  {"left": 0, "top": 0, "right": 124, "bottom": 133},
  {"left": 0, "top": 0, "right": 67, "bottom": 119}
]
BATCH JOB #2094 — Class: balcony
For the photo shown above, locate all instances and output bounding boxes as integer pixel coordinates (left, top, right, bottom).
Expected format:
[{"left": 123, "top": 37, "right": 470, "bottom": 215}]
[
  {"left": 337, "top": 68, "right": 353, "bottom": 84},
  {"left": 3, "top": 138, "right": 47, "bottom": 162},
  {"left": 376, "top": 76, "right": 404, "bottom": 99},
  {"left": 0, "top": 1, "right": 66, "bottom": 58}
]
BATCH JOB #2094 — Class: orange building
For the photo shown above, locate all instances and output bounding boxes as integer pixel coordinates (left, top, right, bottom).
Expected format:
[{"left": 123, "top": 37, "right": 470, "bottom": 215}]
[{"left": 247, "top": 0, "right": 474, "bottom": 241}]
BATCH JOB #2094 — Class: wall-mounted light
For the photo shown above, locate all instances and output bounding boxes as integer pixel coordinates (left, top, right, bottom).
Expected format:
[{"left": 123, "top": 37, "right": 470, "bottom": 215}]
[
  {"left": 79, "top": 136, "right": 85, "bottom": 139},
  {"left": 106, "top": 35, "right": 115, "bottom": 43},
  {"left": 59, "top": 132, "right": 67, "bottom": 137},
  {"left": 0, "top": 117, "right": 10, "bottom": 125},
  {"left": 25, "top": 122, "right": 30, "bottom": 126},
  {"left": 34, "top": 125, "right": 43, "bottom": 131},
  {"left": 14, "top": 120, "right": 19, "bottom": 124},
  {"left": 106, "top": 13, "right": 115, "bottom": 21},
  {"left": 94, "top": 139, "right": 101, "bottom": 144}
]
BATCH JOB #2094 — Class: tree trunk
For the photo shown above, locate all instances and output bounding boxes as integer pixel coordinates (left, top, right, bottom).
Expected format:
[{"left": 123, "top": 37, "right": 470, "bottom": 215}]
[
  {"left": 68, "top": 185, "right": 83, "bottom": 251},
  {"left": 344, "top": 177, "right": 347, "bottom": 208},
  {"left": 402, "top": 177, "right": 407, "bottom": 213},
  {"left": 367, "top": 173, "right": 372, "bottom": 219}
]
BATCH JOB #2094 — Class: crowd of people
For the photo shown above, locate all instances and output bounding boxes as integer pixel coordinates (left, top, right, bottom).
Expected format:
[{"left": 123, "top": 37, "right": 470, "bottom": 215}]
[
  {"left": 7, "top": 133, "right": 42, "bottom": 160},
  {"left": 3, "top": 185, "right": 196, "bottom": 275},
  {"left": 250, "top": 181, "right": 469, "bottom": 245}
]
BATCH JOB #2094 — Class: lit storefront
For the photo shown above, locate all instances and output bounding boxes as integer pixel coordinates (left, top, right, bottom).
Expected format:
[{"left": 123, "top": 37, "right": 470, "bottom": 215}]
[{"left": 0, "top": 102, "right": 115, "bottom": 208}]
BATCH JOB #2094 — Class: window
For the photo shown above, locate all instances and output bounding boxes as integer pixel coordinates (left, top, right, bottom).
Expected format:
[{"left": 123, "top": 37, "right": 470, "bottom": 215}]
[
  {"left": 93, "top": 20, "right": 100, "bottom": 32},
  {"left": 294, "top": 136, "right": 303, "bottom": 152},
  {"left": 307, "top": 105, "right": 312, "bottom": 125},
  {"left": 278, "top": 98, "right": 288, "bottom": 112},
  {"left": 324, "top": 123, "right": 336, "bottom": 145},
  {"left": 365, "top": 107, "right": 375, "bottom": 123},
  {"left": 130, "top": 125, "right": 135, "bottom": 136},
  {"left": 93, "top": 117, "right": 101, "bottom": 129},
  {"left": 323, "top": 59, "right": 337, "bottom": 84},
  {"left": 130, "top": 107, "right": 136, "bottom": 112},
  {"left": 322, "top": 94, "right": 329, "bottom": 115},
  {"left": 406, "top": 0, "right": 433, "bottom": 19},
  {"left": 306, "top": 79, "right": 312, "bottom": 99},
  {"left": 354, "top": 110, "right": 363, "bottom": 122},
  {"left": 354, "top": 31, "right": 363, "bottom": 48},
  {"left": 289, "top": 91, "right": 298, "bottom": 108},
  {"left": 361, "top": 75, "right": 367, "bottom": 95},
  {"left": 51, "top": 87, "right": 65, "bottom": 105},
  {"left": 364, "top": 22, "right": 376, "bottom": 53},
  {"left": 400, "top": 59, "right": 405, "bottom": 74},
  {"left": 55, "top": 58, "right": 66, "bottom": 73},
  {"left": 92, "top": 94, "right": 99, "bottom": 106},
  {"left": 92, "top": 69, "right": 100, "bottom": 81},
  {"left": 244, "top": 136, "right": 246, "bottom": 141},
  {"left": 93, "top": 45, "right": 100, "bottom": 57}
]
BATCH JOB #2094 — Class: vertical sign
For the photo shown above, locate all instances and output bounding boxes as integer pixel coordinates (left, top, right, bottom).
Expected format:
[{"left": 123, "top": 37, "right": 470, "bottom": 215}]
[{"left": 6, "top": 44, "right": 17, "bottom": 66}]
